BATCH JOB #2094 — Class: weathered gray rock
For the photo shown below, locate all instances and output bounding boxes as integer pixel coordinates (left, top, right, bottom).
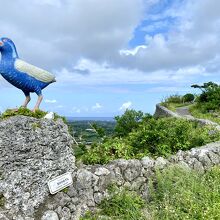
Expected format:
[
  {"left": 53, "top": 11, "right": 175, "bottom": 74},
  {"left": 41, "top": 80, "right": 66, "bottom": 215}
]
[
  {"left": 95, "top": 167, "right": 110, "bottom": 176},
  {"left": 41, "top": 210, "right": 59, "bottom": 220},
  {"left": 0, "top": 116, "right": 75, "bottom": 218},
  {"left": 154, "top": 157, "right": 168, "bottom": 169},
  {"left": 141, "top": 157, "right": 154, "bottom": 168},
  {"left": 123, "top": 160, "right": 142, "bottom": 182},
  {"left": 59, "top": 207, "right": 71, "bottom": 220}
]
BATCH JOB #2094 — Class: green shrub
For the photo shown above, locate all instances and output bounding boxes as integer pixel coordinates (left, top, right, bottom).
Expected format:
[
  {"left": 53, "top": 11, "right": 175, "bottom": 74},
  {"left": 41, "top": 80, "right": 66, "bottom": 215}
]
[
  {"left": 183, "top": 93, "right": 194, "bottom": 102},
  {"left": 76, "top": 115, "right": 220, "bottom": 164},
  {"left": 128, "top": 117, "right": 220, "bottom": 157},
  {"left": 148, "top": 165, "right": 220, "bottom": 219},
  {"left": 163, "top": 94, "right": 183, "bottom": 104},
  {"left": 79, "top": 138, "right": 134, "bottom": 164},
  {"left": 114, "top": 109, "right": 149, "bottom": 137}
]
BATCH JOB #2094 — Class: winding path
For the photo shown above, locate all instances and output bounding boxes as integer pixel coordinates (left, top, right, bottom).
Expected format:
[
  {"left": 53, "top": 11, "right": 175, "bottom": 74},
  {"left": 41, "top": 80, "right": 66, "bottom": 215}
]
[{"left": 176, "top": 106, "right": 191, "bottom": 116}]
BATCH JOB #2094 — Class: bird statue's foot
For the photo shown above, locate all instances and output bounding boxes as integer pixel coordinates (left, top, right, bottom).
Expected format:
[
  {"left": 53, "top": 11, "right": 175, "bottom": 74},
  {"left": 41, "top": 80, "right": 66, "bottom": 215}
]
[
  {"left": 10, "top": 108, "right": 19, "bottom": 112},
  {"left": 32, "top": 108, "right": 39, "bottom": 112}
]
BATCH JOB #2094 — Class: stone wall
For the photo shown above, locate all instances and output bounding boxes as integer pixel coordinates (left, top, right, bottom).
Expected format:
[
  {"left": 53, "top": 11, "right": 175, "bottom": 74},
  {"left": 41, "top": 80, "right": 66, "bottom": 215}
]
[
  {"left": 41, "top": 141, "right": 220, "bottom": 220},
  {"left": 153, "top": 104, "right": 181, "bottom": 118},
  {"left": 1, "top": 116, "right": 220, "bottom": 220},
  {"left": 154, "top": 104, "right": 220, "bottom": 130}
]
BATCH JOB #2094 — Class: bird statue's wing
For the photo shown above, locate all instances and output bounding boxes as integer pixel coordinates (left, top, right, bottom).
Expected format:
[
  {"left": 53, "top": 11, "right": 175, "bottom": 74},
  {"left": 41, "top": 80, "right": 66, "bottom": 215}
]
[{"left": 15, "top": 59, "right": 55, "bottom": 83}]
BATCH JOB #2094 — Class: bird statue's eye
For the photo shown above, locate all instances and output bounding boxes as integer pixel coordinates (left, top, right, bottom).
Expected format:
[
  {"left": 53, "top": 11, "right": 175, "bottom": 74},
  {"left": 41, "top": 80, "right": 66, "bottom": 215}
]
[{"left": 2, "top": 39, "right": 7, "bottom": 42}]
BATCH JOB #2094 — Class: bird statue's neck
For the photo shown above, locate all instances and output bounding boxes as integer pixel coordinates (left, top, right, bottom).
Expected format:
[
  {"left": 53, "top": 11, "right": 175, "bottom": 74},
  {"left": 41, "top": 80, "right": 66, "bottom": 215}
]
[{"left": 0, "top": 47, "right": 19, "bottom": 62}]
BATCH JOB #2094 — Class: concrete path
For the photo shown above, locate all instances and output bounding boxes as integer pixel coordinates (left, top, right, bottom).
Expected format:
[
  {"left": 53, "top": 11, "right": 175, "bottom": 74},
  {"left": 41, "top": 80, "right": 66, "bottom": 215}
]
[{"left": 176, "top": 106, "right": 191, "bottom": 116}]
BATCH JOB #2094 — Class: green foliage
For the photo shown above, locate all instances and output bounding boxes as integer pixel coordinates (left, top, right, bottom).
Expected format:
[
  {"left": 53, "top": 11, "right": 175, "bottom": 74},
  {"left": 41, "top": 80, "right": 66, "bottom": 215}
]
[
  {"left": 1, "top": 107, "right": 47, "bottom": 119},
  {"left": 160, "top": 94, "right": 194, "bottom": 111},
  {"left": 75, "top": 110, "right": 220, "bottom": 164},
  {"left": 163, "top": 94, "right": 183, "bottom": 104},
  {"left": 127, "top": 117, "right": 219, "bottom": 157},
  {"left": 54, "top": 113, "right": 68, "bottom": 124},
  {"left": 191, "top": 81, "right": 220, "bottom": 112},
  {"left": 183, "top": 93, "right": 194, "bottom": 102},
  {"left": 189, "top": 105, "right": 220, "bottom": 124},
  {"left": 79, "top": 138, "right": 134, "bottom": 164},
  {"left": 114, "top": 109, "right": 151, "bottom": 137},
  {"left": 90, "top": 122, "right": 106, "bottom": 138},
  {"left": 81, "top": 189, "right": 146, "bottom": 220},
  {"left": 148, "top": 165, "right": 220, "bottom": 219}
]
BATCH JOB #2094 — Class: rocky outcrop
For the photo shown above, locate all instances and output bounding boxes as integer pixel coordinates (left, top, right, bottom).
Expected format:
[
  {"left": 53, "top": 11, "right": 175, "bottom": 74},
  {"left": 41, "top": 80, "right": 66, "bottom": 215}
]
[
  {"left": 1, "top": 116, "right": 220, "bottom": 219},
  {"left": 0, "top": 116, "right": 75, "bottom": 219}
]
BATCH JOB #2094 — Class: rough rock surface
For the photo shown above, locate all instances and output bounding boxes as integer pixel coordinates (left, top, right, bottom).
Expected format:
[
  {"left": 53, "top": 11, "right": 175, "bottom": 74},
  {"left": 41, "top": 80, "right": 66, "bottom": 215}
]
[
  {"left": 0, "top": 116, "right": 75, "bottom": 219},
  {"left": 1, "top": 116, "right": 220, "bottom": 219}
]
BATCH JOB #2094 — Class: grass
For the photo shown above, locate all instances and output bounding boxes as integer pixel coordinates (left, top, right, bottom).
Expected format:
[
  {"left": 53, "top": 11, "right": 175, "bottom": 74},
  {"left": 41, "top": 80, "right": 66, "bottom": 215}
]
[
  {"left": 189, "top": 105, "right": 220, "bottom": 125},
  {"left": 160, "top": 102, "right": 193, "bottom": 112},
  {"left": 0, "top": 107, "right": 67, "bottom": 123},
  {"left": 148, "top": 165, "right": 220, "bottom": 219},
  {"left": 81, "top": 165, "right": 220, "bottom": 220},
  {"left": 0, "top": 107, "right": 47, "bottom": 119}
]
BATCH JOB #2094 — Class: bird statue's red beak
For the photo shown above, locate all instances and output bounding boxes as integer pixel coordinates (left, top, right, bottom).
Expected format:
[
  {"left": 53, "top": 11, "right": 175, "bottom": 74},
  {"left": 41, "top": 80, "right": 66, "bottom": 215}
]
[{"left": 0, "top": 41, "right": 3, "bottom": 46}]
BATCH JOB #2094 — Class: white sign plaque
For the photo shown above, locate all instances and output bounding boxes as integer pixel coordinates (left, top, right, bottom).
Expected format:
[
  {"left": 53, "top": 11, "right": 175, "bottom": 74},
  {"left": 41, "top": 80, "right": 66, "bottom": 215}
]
[{"left": 48, "top": 172, "right": 73, "bottom": 194}]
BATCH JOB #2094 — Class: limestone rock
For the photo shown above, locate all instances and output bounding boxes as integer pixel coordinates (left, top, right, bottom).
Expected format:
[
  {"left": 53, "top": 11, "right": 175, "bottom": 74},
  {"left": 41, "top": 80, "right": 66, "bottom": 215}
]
[
  {"left": 154, "top": 157, "right": 168, "bottom": 169},
  {"left": 0, "top": 116, "right": 75, "bottom": 218},
  {"left": 123, "top": 160, "right": 142, "bottom": 182},
  {"left": 41, "top": 210, "right": 59, "bottom": 220},
  {"left": 94, "top": 167, "right": 110, "bottom": 176}
]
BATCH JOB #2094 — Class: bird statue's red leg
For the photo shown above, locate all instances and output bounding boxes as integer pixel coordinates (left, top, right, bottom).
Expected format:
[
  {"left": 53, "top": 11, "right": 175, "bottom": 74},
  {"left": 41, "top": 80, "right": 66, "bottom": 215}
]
[
  {"left": 33, "top": 95, "right": 43, "bottom": 112},
  {"left": 22, "top": 95, "right": 31, "bottom": 108}
]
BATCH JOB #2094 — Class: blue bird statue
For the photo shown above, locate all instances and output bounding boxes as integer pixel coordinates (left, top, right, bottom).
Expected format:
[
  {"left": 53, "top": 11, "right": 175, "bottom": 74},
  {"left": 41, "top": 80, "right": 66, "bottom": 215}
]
[{"left": 0, "top": 37, "right": 56, "bottom": 111}]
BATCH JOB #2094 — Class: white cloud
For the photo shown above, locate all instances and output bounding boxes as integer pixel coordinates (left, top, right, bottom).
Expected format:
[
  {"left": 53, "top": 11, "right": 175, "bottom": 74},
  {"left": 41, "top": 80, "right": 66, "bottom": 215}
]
[
  {"left": 56, "top": 58, "right": 206, "bottom": 86},
  {"left": 92, "top": 103, "right": 103, "bottom": 110},
  {"left": 119, "top": 101, "right": 132, "bottom": 111},
  {"left": 0, "top": 0, "right": 220, "bottom": 89},
  {"left": 118, "top": 0, "right": 220, "bottom": 74},
  {"left": 45, "top": 99, "right": 57, "bottom": 103},
  {"left": 0, "top": 0, "right": 144, "bottom": 70},
  {"left": 120, "top": 45, "right": 147, "bottom": 56}
]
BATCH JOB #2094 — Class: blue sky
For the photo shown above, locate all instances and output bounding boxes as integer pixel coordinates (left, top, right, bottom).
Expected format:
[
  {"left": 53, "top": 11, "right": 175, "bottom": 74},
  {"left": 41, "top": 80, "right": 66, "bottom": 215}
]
[{"left": 0, "top": 0, "right": 220, "bottom": 117}]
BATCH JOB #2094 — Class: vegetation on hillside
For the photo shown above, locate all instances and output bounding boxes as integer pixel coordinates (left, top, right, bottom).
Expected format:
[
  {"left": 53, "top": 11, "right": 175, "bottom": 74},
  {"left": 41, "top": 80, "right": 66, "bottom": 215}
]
[
  {"left": 81, "top": 165, "right": 220, "bottom": 220},
  {"left": 74, "top": 109, "right": 220, "bottom": 165},
  {"left": 160, "top": 93, "right": 195, "bottom": 111},
  {"left": 160, "top": 82, "right": 220, "bottom": 124},
  {"left": 189, "top": 82, "right": 220, "bottom": 124}
]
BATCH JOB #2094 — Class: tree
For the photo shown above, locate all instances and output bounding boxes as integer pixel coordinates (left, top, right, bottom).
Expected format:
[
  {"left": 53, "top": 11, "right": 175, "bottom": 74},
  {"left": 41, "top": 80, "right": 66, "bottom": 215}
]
[
  {"left": 191, "top": 81, "right": 220, "bottom": 111},
  {"left": 114, "top": 109, "right": 151, "bottom": 137}
]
